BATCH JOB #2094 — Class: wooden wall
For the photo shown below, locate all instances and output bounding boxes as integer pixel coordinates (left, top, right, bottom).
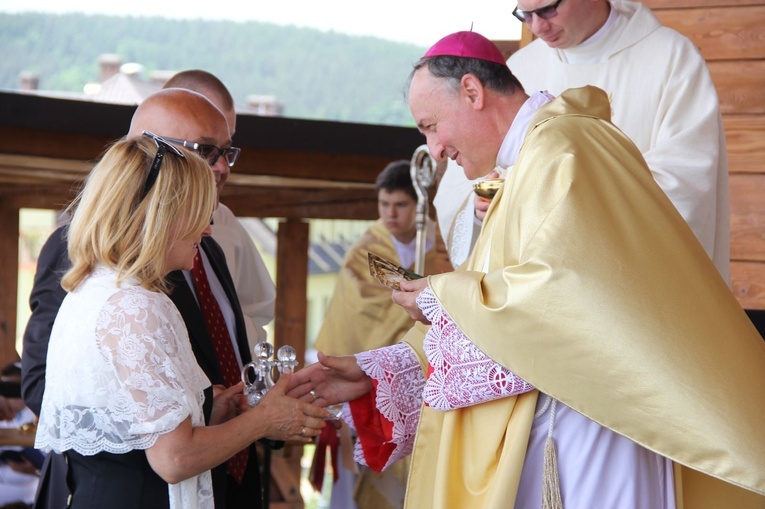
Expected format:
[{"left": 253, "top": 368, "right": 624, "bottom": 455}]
[
  {"left": 642, "top": 0, "right": 765, "bottom": 309},
  {"left": 515, "top": 0, "right": 765, "bottom": 309}
]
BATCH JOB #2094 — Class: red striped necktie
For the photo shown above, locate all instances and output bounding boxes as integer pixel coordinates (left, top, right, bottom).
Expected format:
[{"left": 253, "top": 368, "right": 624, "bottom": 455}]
[{"left": 192, "top": 251, "right": 248, "bottom": 484}]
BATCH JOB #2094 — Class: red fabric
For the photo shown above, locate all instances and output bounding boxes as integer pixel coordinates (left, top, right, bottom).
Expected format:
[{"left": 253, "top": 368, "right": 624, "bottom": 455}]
[
  {"left": 192, "top": 253, "right": 248, "bottom": 484},
  {"left": 424, "top": 362, "right": 435, "bottom": 407},
  {"left": 348, "top": 382, "right": 398, "bottom": 473},
  {"left": 309, "top": 423, "right": 339, "bottom": 492}
]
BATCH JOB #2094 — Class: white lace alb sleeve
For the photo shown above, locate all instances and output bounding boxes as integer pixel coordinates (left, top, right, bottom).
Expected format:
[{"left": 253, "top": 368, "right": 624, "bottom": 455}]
[
  {"left": 417, "top": 287, "right": 534, "bottom": 411},
  {"left": 353, "top": 343, "right": 425, "bottom": 470},
  {"left": 450, "top": 200, "right": 479, "bottom": 269}
]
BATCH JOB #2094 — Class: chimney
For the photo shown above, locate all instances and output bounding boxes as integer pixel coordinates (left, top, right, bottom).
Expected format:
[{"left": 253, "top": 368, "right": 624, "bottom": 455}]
[
  {"left": 18, "top": 71, "right": 39, "bottom": 91},
  {"left": 98, "top": 54, "right": 123, "bottom": 83},
  {"left": 246, "top": 94, "right": 285, "bottom": 117}
]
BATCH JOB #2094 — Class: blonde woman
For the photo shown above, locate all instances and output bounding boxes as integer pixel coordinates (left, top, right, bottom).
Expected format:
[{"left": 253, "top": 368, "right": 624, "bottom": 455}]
[{"left": 34, "top": 134, "right": 328, "bottom": 509}]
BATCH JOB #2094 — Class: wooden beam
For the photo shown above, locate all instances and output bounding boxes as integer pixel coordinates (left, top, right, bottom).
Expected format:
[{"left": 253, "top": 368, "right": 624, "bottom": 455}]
[
  {"left": 0, "top": 188, "right": 75, "bottom": 211},
  {"left": 223, "top": 187, "right": 377, "bottom": 220},
  {"left": 0, "top": 206, "right": 19, "bottom": 365},
  {"left": 0, "top": 127, "right": 413, "bottom": 185},
  {"left": 0, "top": 92, "right": 424, "bottom": 162},
  {"left": 233, "top": 150, "right": 408, "bottom": 183},
  {"left": 0, "top": 184, "right": 377, "bottom": 220},
  {"left": 0, "top": 141, "right": 395, "bottom": 220},
  {"left": 0, "top": 89, "right": 426, "bottom": 221}
]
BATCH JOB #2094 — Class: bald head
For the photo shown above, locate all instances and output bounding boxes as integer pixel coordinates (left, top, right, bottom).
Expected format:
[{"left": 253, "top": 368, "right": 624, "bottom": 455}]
[
  {"left": 163, "top": 70, "right": 236, "bottom": 136},
  {"left": 129, "top": 88, "right": 229, "bottom": 141},
  {"left": 129, "top": 88, "right": 232, "bottom": 199}
]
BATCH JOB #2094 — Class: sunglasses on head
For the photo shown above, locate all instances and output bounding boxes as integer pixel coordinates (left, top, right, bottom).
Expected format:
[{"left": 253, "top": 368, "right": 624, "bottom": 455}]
[
  {"left": 513, "top": 0, "right": 566, "bottom": 23},
  {"left": 159, "top": 136, "right": 241, "bottom": 168},
  {"left": 140, "top": 130, "right": 185, "bottom": 201}
]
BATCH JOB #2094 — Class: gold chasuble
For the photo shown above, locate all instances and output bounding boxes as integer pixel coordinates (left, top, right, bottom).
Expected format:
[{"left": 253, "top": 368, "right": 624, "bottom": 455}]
[
  {"left": 314, "top": 219, "right": 437, "bottom": 356},
  {"left": 402, "top": 87, "right": 765, "bottom": 508}
]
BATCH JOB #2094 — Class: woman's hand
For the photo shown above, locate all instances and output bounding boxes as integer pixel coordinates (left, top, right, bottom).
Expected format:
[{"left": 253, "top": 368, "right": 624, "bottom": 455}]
[
  {"left": 148, "top": 375, "right": 329, "bottom": 484},
  {"left": 210, "top": 382, "right": 246, "bottom": 425},
  {"left": 251, "top": 373, "right": 329, "bottom": 443}
]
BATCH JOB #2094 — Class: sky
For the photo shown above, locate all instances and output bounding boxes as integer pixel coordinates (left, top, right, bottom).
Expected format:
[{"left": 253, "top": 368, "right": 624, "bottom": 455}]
[{"left": 0, "top": 0, "right": 523, "bottom": 47}]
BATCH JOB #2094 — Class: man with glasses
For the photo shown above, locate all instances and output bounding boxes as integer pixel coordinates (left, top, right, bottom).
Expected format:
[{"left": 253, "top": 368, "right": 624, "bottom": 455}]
[
  {"left": 434, "top": 0, "right": 729, "bottom": 283},
  {"left": 22, "top": 88, "right": 277, "bottom": 509},
  {"left": 163, "top": 70, "right": 277, "bottom": 350}
]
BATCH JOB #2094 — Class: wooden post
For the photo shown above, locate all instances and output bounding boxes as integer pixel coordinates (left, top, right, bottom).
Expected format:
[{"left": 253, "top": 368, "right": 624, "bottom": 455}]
[
  {"left": 274, "top": 218, "right": 309, "bottom": 359},
  {"left": 0, "top": 205, "right": 20, "bottom": 366},
  {"left": 271, "top": 218, "right": 309, "bottom": 509}
]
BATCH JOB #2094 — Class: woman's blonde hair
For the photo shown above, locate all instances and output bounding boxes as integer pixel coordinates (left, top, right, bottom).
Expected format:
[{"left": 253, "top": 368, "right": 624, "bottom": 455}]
[{"left": 62, "top": 135, "right": 216, "bottom": 293}]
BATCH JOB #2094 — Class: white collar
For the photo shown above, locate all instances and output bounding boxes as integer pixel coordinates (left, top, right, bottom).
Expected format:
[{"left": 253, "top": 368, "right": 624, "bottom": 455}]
[
  {"left": 561, "top": 5, "right": 623, "bottom": 64},
  {"left": 497, "top": 91, "right": 555, "bottom": 169},
  {"left": 579, "top": 2, "right": 619, "bottom": 48}
]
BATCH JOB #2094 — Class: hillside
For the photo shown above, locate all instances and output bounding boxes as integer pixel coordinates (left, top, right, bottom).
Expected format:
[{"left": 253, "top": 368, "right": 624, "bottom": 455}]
[{"left": 0, "top": 12, "right": 427, "bottom": 126}]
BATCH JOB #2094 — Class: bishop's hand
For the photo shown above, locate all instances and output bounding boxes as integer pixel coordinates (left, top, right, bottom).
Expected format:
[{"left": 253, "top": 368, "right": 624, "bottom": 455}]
[{"left": 392, "top": 278, "right": 430, "bottom": 324}]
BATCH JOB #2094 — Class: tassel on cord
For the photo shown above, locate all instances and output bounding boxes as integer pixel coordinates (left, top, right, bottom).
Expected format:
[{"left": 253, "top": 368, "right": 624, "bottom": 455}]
[{"left": 541, "top": 398, "right": 563, "bottom": 509}]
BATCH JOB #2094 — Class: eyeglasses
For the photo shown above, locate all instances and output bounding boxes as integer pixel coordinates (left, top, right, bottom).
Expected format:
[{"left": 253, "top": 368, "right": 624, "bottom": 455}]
[
  {"left": 158, "top": 135, "right": 241, "bottom": 168},
  {"left": 512, "top": 0, "right": 566, "bottom": 23},
  {"left": 141, "top": 130, "right": 185, "bottom": 201}
]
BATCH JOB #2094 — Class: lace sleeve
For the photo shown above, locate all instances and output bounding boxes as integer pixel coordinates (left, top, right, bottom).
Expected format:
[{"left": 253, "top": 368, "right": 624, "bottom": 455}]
[
  {"left": 97, "top": 290, "right": 209, "bottom": 433},
  {"left": 350, "top": 343, "right": 425, "bottom": 471},
  {"left": 35, "top": 287, "right": 208, "bottom": 456},
  {"left": 417, "top": 288, "right": 534, "bottom": 411},
  {"left": 450, "top": 200, "right": 478, "bottom": 269}
]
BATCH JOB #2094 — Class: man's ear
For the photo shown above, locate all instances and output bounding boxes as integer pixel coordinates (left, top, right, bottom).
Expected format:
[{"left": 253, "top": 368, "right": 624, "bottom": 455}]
[{"left": 461, "top": 74, "right": 485, "bottom": 110}]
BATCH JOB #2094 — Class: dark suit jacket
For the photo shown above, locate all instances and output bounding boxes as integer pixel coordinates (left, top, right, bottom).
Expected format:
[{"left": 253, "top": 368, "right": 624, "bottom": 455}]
[
  {"left": 21, "top": 226, "right": 70, "bottom": 509},
  {"left": 167, "top": 238, "right": 252, "bottom": 392},
  {"left": 21, "top": 225, "right": 68, "bottom": 417},
  {"left": 22, "top": 226, "right": 265, "bottom": 509}
]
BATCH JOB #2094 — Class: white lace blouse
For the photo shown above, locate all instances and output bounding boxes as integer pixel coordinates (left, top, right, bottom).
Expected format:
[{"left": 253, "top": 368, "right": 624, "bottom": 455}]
[{"left": 35, "top": 266, "right": 213, "bottom": 509}]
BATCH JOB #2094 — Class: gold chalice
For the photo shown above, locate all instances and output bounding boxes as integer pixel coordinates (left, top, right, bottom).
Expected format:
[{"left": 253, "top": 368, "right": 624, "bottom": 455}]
[{"left": 473, "top": 178, "right": 504, "bottom": 199}]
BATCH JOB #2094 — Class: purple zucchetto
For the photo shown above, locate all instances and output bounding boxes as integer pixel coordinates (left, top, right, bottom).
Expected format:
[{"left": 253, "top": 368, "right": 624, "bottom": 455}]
[{"left": 423, "top": 31, "right": 506, "bottom": 65}]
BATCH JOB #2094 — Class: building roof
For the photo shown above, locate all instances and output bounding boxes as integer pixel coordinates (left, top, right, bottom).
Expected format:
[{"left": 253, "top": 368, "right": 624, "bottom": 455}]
[{"left": 86, "top": 72, "right": 163, "bottom": 105}]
